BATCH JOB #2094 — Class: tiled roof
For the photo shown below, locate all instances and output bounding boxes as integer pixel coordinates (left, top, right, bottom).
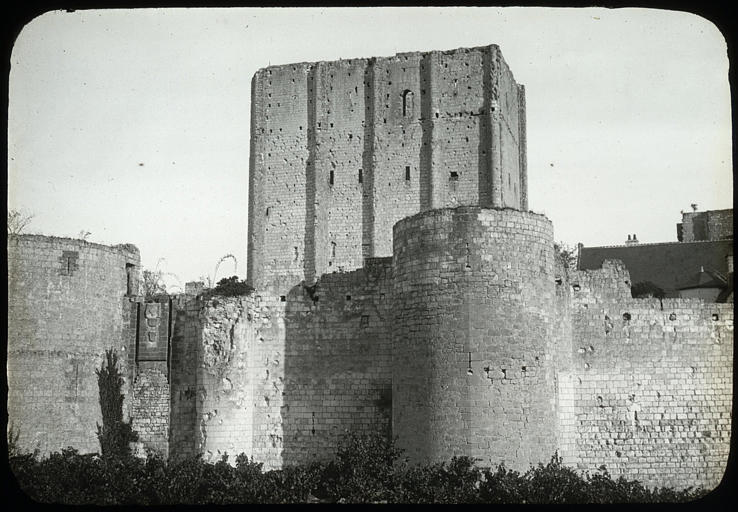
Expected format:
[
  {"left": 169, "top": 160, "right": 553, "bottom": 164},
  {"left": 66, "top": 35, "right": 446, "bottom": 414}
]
[{"left": 578, "top": 240, "right": 733, "bottom": 298}]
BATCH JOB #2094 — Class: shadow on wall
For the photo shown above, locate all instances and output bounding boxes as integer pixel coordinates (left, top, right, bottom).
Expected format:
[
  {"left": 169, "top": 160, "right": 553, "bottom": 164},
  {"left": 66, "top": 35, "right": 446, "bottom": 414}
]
[{"left": 280, "top": 265, "right": 393, "bottom": 466}]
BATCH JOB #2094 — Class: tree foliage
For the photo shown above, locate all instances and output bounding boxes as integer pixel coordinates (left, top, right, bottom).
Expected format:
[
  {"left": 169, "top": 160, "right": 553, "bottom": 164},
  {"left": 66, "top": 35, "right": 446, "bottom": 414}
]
[
  {"left": 7, "top": 208, "right": 34, "bottom": 235},
  {"left": 95, "top": 349, "right": 137, "bottom": 458},
  {"left": 631, "top": 281, "right": 665, "bottom": 299},
  {"left": 142, "top": 258, "right": 180, "bottom": 298},
  {"left": 554, "top": 241, "right": 578, "bottom": 271}
]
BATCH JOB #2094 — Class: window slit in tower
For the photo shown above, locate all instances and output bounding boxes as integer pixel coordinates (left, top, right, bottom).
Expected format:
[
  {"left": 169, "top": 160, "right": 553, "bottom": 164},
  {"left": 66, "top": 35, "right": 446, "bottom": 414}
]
[
  {"left": 358, "top": 169, "right": 363, "bottom": 183},
  {"left": 329, "top": 170, "right": 334, "bottom": 186},
  {"left": 405, "top": 166, "right": 411, "bottom": 181}
]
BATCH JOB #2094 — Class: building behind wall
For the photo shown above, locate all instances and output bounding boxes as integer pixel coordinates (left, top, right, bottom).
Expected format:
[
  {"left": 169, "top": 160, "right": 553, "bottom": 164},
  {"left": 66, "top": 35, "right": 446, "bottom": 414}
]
[{"left": 578, "top": 208, "right": 734, "bottom": 300}]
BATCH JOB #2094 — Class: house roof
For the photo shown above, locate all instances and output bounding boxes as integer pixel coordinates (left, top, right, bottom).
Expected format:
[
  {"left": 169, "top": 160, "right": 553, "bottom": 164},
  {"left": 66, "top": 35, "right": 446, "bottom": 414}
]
[{"left": 578, "top": 240, "right": 733, "bottom": 298}]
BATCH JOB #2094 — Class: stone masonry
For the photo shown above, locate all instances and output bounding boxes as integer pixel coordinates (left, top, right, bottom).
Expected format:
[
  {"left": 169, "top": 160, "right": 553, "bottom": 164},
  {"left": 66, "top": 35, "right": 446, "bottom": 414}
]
[{"left": 6, "top": 45, "right": 733, "bottom": 492}]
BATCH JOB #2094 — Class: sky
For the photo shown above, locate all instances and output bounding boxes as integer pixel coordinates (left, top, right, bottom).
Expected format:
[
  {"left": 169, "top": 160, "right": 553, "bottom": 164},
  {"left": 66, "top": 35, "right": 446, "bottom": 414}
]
[{"left": 7, "top": 7, "right": 733, "bottom": 290}]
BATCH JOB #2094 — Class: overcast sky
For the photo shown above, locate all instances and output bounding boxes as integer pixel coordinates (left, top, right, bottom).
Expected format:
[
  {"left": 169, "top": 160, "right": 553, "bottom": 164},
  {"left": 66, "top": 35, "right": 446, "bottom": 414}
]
[{"left": 7, "top": 7, "right": 732, "bottom": 289}]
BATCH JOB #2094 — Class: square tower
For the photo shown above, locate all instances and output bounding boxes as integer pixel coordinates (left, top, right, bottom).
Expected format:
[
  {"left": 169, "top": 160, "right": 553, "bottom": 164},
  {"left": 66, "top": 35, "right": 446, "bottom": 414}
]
[{"left": 247, "top": 45, "right": 527, "bottom": 293}]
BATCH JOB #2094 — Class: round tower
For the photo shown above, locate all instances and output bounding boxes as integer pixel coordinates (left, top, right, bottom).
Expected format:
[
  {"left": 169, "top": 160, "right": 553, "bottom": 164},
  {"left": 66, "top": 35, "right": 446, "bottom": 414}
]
[{"left": 392, "top": 207, "right": 557, "bottom": 470}]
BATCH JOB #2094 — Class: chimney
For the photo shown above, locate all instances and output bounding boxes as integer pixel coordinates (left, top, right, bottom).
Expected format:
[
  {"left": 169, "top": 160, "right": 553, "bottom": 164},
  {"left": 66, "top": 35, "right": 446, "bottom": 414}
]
[{"left": 625, "top": 234, "right": 639, "bottom": 246}]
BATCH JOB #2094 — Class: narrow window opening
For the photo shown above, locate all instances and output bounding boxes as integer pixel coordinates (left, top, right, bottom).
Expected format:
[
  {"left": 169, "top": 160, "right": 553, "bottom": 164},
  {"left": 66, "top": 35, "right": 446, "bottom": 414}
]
[
  {"left": 405, "top": 166, "right": 411, "bottom": 181},
  {"left": 280, "top": 295, "right": 286, "bottom": 302},
  {"left": 331, "top": 241, "right": 336, "bottom": 258},
  {"left": 126, "top": 263, "right": 135, "bottom": 296},
  {"left": 402, "top": 90, "right": 414, "bottom": 116},
  {"left": 266, "top": 207, "right": 270, "bottom": 217},
  {"left": 358, "top": 169, "right": 363, "bottom": 183},
  {"left": 346, "top": 295, "right": 351, "bottom": 301},
  {"left": 329, "top": 170, "right": 334, "bottom": 186}
]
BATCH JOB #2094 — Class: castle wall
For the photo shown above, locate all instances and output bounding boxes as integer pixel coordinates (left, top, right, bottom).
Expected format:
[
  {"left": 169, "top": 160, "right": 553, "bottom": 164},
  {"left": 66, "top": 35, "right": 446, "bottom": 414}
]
[
  {"left": 392, "top": 208, "right": 558, "bottom": 470},
  {"left": 6, "top": 235, "right": 140, "bottom": 455},
  {"left": 559, "top": 261, "right": 734, "bottom": 490},
  {"left": 247, "top": 46, "right": 528, "bottom": 292},
  {"left": 169, "top": 258, "right": 393, "bottom": 468}
]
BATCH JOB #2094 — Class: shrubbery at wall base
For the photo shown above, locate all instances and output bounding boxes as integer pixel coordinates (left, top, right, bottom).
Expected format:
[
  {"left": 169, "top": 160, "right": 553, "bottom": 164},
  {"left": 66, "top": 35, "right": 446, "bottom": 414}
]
[{"left": 9, "top": 433, "right": 709, "bottom": 504}]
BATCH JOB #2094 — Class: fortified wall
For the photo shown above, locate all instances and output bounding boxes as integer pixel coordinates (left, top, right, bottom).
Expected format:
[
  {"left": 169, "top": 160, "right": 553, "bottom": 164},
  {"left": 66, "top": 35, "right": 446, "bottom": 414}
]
[{"left": 7, "top": 45, "right": 733, "bottom": 493}]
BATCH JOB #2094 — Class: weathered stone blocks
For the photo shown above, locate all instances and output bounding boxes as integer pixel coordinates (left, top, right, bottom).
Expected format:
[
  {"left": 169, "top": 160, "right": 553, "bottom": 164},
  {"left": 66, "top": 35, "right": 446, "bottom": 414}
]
[{"left": 392, "top": 207, "right": 557, "bottom": 469}]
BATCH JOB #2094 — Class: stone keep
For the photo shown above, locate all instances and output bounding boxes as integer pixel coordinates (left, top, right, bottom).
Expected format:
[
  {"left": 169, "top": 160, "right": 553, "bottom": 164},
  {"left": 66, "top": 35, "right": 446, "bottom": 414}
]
[{"left": 247, "top": 45, "right": 527, "bottom": 294}]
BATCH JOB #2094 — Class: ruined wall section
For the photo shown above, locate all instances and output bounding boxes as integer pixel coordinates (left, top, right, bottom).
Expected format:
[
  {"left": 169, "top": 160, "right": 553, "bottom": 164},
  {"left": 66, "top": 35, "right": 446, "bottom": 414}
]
[
  {"left": 392, "top": 208, "right": 557, "bottom": 470},
  {"left": 559, "top": 262, "right": 734, "bottom": 490},
  {"left": 247, "top": 64, "right": 311, "bottom": 294},
  {"left": 6, "top": 235, "right": 140, "bottom": 455},
  {"left": 170, "top": 259, "right": 393, "bottom": 468}
]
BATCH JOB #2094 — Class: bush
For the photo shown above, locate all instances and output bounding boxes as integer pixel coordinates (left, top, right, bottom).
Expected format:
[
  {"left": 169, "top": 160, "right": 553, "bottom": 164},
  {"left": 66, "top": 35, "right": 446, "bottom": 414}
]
[
  {"left": 631, "top": 281, "right": 665, "bottom": 299},
  {"left": 315, "top": 431, "right": 402, "bottom": 503},
  {"left": 207, "top": 276, "right": 254, "bottom": 297},
  {"left": 395, "top": 456, "right": 482, "bottom": 503},
  {"left": 9, "top": 442, "right": 708, "bottom": 504}
]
